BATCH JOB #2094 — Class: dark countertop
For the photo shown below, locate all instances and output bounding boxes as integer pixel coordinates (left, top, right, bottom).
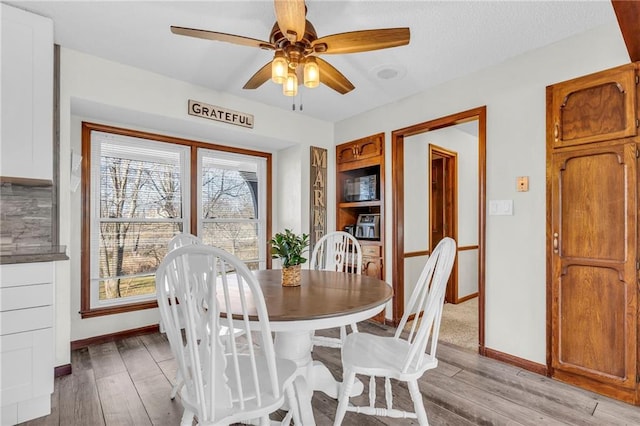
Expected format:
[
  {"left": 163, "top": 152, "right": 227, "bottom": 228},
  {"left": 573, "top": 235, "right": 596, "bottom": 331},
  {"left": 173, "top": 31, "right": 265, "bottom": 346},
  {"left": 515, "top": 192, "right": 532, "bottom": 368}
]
[{"left": 0, "top": 245, "right": 69, "bottom": 264}]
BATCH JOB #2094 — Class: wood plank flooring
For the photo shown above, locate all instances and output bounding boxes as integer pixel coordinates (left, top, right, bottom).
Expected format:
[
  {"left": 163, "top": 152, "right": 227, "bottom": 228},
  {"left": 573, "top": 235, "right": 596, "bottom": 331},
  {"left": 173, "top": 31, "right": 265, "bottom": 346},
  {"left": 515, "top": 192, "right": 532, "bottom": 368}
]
[{"left": 21, "top": 321, "right": 640, "bottom": 425}]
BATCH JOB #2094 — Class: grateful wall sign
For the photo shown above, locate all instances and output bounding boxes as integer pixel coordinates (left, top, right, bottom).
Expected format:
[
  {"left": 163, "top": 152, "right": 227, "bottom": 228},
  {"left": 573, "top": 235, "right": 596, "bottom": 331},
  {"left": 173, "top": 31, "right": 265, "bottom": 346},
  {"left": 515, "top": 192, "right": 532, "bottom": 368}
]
[{"left": 188, "top": 99, "right": 254, "bottom": 128}]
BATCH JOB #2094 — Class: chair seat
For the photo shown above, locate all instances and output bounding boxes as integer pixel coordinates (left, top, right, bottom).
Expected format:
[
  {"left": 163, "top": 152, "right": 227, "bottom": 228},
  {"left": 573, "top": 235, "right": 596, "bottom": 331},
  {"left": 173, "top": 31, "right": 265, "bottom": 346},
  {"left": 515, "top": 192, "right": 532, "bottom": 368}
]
[
  {"left": 342, "top": 328, "right": 438, "bottom": 380},
  {"left": 181, "top": 354, "right": 298, "bottom": 425}
]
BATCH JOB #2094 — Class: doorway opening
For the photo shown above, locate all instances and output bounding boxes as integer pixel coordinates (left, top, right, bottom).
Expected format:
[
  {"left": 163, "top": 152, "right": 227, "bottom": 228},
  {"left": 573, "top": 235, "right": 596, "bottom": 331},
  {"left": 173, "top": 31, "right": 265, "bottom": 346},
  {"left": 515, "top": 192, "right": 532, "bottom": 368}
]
[
  {"left": 391, "top": 106, "right": 486, "bottom": 354},
  {"left": 429, "top": 145, "right": 458, "bottom": 303}
]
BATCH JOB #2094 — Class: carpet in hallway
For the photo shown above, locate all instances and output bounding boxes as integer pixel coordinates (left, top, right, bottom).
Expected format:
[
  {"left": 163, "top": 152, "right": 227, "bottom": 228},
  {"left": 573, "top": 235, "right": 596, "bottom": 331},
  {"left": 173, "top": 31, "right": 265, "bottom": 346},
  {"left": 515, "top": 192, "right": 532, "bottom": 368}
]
[{"left": 405, "top": 296, "right": 478, "bottom": 352}]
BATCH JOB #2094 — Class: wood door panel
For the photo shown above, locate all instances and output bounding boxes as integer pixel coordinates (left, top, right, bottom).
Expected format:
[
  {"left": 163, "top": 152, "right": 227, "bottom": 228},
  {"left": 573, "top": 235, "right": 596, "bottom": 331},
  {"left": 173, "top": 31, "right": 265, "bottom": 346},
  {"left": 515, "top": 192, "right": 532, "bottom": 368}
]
[
  {"left": 336, "top": 134, "right": 383, "bottom": 165},
  {"left": 357, "top": 137, "right": 382, "bottom": 160},
  {"left": 558, "top": 150, "right": 627, "bottom": 261},
  {"left": 550, "top": 63, "right": 638, "bottom": 148},
  {"left": 551, "top": 142, "right": 638, "bottom": 399},
  {"left": 431, "top": 158, "right": 445, "bottom": 242},
  {"left": 337, "top": 143, "right": 358, "bottom": 163},
  {"left": 560, "top": 83, "right": 628, "bottom": 143},
  {"left": 558, "top": 265, "right": 630, "bottom": 383}
]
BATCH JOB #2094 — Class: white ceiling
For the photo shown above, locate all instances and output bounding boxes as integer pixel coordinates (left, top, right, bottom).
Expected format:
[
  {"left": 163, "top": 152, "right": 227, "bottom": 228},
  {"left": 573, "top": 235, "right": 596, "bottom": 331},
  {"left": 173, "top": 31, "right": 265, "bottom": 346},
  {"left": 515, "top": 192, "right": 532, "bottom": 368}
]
[{"left": 6, "top": 0, "right": 619, "bottom": 123}]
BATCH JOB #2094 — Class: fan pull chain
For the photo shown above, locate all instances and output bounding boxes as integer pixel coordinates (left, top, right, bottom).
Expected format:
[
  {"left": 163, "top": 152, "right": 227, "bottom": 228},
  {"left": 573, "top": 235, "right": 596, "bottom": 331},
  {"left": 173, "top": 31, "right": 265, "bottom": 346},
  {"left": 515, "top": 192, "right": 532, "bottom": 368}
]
[{"left": 291, "top": 91, "right": 303, "bottom": 111}]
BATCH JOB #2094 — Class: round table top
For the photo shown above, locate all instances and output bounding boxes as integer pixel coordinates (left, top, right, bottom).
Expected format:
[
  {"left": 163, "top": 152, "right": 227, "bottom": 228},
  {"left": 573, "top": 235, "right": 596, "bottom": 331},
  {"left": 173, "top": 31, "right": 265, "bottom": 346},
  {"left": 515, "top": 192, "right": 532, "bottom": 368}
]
[
  {"left": 253, "top": 269, "right": 393, "bottom": 321},
  {"left": 225, "top": 269, "right": 393, "bottom": 331}
]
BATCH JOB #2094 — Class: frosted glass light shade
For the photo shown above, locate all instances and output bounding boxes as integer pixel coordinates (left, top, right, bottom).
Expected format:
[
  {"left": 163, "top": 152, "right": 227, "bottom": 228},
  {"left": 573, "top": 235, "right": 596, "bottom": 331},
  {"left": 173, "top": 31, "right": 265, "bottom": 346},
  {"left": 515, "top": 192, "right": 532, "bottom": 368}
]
[
  {"left": 283, "top": 71, "right": 298, "bottom": 96},
  {"left": 271, "top": 53, "right": 287, "bottom": 84},
  {"left": 304, "top": 57, "right": 320, "bottom": 88}
]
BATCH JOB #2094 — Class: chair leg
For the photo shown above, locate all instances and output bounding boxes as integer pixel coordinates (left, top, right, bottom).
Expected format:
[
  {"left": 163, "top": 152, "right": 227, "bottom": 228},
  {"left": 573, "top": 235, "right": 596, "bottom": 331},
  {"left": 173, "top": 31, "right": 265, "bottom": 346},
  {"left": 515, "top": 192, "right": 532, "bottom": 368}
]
[
  {"left": 170, "top": 378, "right": 183, "bottom": 400},
  {"left": 180, "top": 409, "right": 195, "bottom": 426},
  {"left": 285, "top": 384, "right": 302, "bottom": 426},
  {"left": 339, "top": 326, "right": 347, "bottom": 343},
  {"left": 334, "top": 370, "right": 356, "bottom": 426},
  {"left": 408, "top": 379, "right": 429, "bottom": 426}
]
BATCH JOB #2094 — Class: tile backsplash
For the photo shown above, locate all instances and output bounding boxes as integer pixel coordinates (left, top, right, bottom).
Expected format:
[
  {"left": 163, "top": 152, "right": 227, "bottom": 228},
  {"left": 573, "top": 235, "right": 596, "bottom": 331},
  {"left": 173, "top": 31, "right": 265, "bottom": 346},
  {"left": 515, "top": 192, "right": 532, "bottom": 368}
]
[{"left": 0, "top": 181, "right": 53, "bottom": 251}]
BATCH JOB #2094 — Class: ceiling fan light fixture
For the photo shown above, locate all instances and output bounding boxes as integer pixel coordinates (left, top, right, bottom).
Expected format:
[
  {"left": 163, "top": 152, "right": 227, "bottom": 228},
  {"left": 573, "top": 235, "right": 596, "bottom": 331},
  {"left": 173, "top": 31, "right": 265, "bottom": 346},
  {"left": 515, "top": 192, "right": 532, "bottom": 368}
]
[
  {"left": 271, "top": 51, "right": 288, "bottom": 84},
  {"left": 171, "top": 2, "right": 410, "bottom": 97},
  {"left": 303, "top": 57, "right": 320, "bottom": 88},
  {"left": 283, "top": 71, "right": 298, "bottom": 96}
]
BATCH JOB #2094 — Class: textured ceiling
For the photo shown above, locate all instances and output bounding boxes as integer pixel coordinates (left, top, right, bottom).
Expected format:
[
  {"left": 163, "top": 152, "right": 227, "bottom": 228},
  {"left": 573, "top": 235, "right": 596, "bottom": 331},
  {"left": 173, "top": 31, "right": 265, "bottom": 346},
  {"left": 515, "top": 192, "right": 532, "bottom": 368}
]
[{"left": 7, "top": 0, "right": 619, "bottom": 123}]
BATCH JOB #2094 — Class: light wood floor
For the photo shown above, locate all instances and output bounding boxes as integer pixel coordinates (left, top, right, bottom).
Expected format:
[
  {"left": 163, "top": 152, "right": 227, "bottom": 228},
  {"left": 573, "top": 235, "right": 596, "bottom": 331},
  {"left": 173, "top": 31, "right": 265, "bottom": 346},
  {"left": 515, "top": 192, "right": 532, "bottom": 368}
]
[{"left": 21, "top": 321, "right": 640, "bottom": 425}]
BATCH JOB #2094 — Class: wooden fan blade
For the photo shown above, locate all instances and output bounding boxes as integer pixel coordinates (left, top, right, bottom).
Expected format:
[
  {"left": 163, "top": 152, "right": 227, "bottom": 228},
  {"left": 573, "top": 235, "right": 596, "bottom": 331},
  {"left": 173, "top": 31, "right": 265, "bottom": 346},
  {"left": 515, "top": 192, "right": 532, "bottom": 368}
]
[
  {"left": 243, "top": 62, "right": 273, "bottom": 90},
  {"left": 317, "top": 58, "right": 354, "bottom": 95},
  {"left": 312, "top": 28, "right": 410, "bottom": 54},
  {"left": 171, "top": 26, "right": 274, "bottom": 50},
  {"left": 274, "top": 0, "right": 306, "bottom": 42}
]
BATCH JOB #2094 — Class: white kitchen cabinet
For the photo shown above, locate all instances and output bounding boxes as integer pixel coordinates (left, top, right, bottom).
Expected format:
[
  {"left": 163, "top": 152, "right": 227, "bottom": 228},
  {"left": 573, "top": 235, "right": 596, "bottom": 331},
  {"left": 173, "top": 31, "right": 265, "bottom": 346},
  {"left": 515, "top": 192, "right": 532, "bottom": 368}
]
[
  {"left": 0, "top": 3, "right": 53, "bottom": 180},
  {"left": 0, "top": 262, "right": 55, "bottom": 425}
]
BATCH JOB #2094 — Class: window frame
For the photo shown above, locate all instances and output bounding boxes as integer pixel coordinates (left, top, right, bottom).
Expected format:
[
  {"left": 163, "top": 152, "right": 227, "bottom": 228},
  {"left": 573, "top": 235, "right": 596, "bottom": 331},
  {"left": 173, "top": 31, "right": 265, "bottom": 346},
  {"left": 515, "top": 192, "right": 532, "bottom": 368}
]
[
  {"left": 80, "top": 122, "right": 272, "bottom": 318},
  {"left": 89, "top": 132, "right": 191, "bottom": 310},
  {"left": 197, "top": 148, "right": 268, "bottom": 269}
]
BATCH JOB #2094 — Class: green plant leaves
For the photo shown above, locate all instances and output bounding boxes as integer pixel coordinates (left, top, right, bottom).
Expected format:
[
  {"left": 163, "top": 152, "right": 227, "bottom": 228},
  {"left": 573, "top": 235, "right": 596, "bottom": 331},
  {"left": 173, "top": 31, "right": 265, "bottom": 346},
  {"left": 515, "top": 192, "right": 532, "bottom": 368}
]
[{"left": 269, "top": 229, "right": 309, "bottom": 267}]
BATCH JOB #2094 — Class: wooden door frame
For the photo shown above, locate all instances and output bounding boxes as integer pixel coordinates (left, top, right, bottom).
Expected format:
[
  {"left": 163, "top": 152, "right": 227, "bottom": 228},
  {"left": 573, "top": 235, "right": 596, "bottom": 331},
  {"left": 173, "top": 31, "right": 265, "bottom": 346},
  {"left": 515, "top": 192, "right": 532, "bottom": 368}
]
[
  {"left": 391, "top": 106, "right": 487, "bottom": 354},
  {"left": 429, "top": 144, "right": 459, "bottom": 303}
]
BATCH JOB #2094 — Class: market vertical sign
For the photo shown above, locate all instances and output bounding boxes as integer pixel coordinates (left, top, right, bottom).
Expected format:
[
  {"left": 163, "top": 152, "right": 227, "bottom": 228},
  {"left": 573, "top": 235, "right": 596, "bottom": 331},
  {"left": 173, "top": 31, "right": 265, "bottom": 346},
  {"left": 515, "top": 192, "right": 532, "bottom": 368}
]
[
  {"left": 188, "top": 99, "right": 254, "bottom": 128},
  {"left": 310, "top": 146, "right": 327, "bottom": 249}
]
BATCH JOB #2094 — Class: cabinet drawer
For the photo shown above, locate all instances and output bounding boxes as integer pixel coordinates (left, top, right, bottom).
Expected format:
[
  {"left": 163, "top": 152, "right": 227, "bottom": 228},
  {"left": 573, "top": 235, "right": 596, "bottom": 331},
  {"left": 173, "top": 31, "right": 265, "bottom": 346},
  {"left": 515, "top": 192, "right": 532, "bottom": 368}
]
[
  {"left": 361, "top": 245, "right": 381, "bottom": 257},
  {"left": 0, "top": 283, "right": 53, "bottom": 311},
  {"left": 0, "top": 305, "right": 52, "bottom": 335},
  {"left": 0, "top": 262, "right": 53, "bottom": 288}
]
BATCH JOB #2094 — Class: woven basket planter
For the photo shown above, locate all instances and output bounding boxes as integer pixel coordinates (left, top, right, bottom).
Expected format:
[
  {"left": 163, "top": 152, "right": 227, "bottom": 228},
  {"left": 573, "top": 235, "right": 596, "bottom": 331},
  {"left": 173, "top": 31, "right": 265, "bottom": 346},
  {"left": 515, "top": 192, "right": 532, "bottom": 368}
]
[{"left": 281, "top": 264, "right": 301, "bottom": 287}]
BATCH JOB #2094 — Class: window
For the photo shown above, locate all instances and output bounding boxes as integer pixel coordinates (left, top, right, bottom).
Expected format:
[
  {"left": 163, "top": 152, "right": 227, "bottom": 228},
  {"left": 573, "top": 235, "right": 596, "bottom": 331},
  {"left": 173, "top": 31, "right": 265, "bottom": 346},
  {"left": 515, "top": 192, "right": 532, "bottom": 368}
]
[
  {"left": 198, "top": 149, "right": 267, "bottom": 270},
  {"left": 81, "top": 123, "right": 271, "bottom": 317}
]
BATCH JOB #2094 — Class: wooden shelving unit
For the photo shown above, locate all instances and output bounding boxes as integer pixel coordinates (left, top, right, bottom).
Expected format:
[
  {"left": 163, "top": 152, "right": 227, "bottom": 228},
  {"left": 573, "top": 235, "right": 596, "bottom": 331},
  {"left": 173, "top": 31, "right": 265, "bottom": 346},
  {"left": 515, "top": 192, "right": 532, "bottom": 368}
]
[{"left": 336, "top": 133, "right": 384, "bottom": 279}]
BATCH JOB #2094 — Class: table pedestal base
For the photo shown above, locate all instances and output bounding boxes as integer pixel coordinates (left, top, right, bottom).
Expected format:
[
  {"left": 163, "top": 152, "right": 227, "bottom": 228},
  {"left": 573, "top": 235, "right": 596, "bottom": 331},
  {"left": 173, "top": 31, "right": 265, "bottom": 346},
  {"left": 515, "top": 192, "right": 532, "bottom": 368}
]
[{"left": 274, "top": 330, "right": 364, "bottom": 425}]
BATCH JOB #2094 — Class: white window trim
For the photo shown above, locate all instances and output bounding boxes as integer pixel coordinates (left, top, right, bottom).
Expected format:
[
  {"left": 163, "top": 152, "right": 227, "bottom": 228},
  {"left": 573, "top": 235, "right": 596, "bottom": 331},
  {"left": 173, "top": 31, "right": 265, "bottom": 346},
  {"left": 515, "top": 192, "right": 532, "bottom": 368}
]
[
  {"left": 89, "top": 131, "right": 190, "bottom": 309},
  {"left": 197, "top": 148, "right": 267, "bottom": 269}
]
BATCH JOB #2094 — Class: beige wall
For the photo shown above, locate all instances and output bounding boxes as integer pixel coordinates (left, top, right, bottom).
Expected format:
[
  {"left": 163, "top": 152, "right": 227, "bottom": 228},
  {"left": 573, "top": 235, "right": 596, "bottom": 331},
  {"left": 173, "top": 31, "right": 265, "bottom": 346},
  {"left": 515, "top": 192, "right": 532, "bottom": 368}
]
[
  {"left": 335, "top": 22, "right": 629, "bottom": 364},
  {"left": 56, "top": 48, "right": 334, "bottom": 366}
]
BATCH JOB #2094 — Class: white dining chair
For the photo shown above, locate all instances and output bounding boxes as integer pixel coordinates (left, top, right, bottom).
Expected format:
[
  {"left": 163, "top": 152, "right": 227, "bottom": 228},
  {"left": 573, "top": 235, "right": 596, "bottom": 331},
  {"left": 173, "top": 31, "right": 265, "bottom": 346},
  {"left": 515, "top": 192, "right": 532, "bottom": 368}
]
[
  {"left": 309, "top": 231, "right": 363, "bottom": 349},
  {"left": 168, "top": 232, "right": 202, "bottom": 250},
  {"left": 333, "top": 237, "right": 457, "bottom": 426},
  {"left": 156, "top": 245, "right": 301, "bottom": 426},
  {"left": 164, "top": 232, "right": 247, "bottom": 401},
  {"left": 162, "top": 233, "right": 203, "bottom": 398},
  {"left": 161, "top": 233, "right": 202, "bottom": 332}
]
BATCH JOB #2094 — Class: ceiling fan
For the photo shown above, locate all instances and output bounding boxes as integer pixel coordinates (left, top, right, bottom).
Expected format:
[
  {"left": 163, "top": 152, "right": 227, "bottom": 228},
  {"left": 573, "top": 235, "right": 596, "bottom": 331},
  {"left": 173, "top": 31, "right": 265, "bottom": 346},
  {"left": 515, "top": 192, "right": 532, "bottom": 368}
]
[{"left": 170, "top": 0, "right": 410, "bottom": 96}]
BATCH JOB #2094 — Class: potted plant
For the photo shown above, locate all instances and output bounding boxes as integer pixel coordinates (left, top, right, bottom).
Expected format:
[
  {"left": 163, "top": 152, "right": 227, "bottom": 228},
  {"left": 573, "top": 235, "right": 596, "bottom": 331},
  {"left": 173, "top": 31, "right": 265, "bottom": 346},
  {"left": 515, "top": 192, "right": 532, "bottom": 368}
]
[{"left": 270, "top": 229, "right": 309, "bottom": 286}]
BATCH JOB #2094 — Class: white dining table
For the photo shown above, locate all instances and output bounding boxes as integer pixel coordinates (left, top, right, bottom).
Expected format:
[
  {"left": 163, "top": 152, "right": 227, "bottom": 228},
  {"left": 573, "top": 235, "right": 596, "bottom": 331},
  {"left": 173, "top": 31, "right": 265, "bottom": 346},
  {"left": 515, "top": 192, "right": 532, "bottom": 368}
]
[{"left": 225, "top": 269, "right": 393, "bottom": 425}]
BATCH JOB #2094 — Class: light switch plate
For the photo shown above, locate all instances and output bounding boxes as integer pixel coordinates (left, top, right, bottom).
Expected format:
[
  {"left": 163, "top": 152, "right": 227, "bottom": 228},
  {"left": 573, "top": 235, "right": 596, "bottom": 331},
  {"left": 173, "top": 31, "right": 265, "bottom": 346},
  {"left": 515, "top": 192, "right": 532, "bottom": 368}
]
[{"left": 489, "top": 200, "right": 513, "bottom": 215}]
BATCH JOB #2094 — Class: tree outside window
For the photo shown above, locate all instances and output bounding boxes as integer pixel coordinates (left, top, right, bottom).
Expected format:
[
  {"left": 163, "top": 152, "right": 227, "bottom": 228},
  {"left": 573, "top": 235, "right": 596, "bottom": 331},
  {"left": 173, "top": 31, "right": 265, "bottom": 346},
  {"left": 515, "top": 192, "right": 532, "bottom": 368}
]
[{"left": 83, "top": 125, "right": 270, "bottom": 316}]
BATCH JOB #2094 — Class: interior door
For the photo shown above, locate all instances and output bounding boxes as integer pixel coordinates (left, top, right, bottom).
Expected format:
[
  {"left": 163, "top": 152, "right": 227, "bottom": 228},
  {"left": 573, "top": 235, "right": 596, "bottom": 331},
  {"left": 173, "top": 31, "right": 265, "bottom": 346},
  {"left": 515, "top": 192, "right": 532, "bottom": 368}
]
[
  {"left": 551, "top": 142, "right": 638, "bottom": 402},
  {"left": 430, "top": 146, "right": 458, "bottom": 303},
  {"left": 431, "top": 157, "right": 445, "bottom": 241}
]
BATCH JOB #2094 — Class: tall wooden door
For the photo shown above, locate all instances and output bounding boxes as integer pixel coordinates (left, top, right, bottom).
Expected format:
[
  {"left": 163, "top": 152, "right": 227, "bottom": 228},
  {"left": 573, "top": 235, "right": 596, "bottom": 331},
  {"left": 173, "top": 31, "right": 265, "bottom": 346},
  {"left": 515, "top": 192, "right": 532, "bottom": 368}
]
[
  {"left": 429, "top": 144, "right": 458, "bottom": 303},
  {"left": 550, "top": 142, "right": 638, "bottom": 403}
]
